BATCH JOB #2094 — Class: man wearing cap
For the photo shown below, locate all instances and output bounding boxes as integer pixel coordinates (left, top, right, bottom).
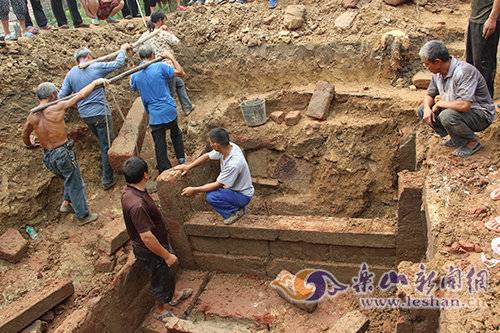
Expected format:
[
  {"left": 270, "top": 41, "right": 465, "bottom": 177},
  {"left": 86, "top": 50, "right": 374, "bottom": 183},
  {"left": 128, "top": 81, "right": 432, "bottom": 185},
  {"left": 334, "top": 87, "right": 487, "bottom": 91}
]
[{"left": 59, "top": 43, "right": 131, "bottom": 190}]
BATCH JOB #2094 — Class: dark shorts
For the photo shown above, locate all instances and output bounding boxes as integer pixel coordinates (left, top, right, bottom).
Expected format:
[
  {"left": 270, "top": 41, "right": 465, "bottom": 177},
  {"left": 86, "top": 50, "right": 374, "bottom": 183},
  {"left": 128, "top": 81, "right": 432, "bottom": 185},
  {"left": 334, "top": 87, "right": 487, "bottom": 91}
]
[{"left": 97, "top": 0, "right": 120, "bottom": 20}]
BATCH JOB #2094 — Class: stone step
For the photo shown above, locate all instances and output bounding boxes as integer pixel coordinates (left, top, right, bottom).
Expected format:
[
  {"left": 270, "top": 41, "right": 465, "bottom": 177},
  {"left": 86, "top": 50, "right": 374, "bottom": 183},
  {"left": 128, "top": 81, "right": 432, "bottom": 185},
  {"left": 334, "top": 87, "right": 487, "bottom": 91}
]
[
  {"left": 108, "top": 97, "right": 147, "bottom": 172},
  {"left": 184, "top": 212, "right": 395, "bottom": 248},
  {"left": 0, "top": 279, "right": 74, "bottom": 333}
]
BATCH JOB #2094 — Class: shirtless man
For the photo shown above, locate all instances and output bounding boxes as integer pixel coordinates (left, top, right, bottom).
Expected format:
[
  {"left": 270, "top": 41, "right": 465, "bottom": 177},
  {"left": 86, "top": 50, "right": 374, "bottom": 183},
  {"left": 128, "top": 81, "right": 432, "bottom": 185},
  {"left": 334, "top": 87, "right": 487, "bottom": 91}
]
[{"left": 22, "top": 78, "right": 107, "bottom": 225}]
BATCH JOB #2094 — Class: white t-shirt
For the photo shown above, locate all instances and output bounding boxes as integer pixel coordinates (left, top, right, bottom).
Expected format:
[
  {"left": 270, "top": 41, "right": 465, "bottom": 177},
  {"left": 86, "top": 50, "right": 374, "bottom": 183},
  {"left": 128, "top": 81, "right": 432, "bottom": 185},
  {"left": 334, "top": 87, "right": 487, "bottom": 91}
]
[{"left": 208, "top": 143, "right": 254, "bottom": 197}]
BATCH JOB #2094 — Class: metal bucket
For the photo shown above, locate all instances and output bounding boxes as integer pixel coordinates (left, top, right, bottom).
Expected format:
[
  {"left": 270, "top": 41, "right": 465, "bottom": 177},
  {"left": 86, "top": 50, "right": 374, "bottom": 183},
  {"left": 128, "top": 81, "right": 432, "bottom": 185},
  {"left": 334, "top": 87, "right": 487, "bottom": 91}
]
[{"left": 240, "top": 98, "right": 267, "bottom": 127}]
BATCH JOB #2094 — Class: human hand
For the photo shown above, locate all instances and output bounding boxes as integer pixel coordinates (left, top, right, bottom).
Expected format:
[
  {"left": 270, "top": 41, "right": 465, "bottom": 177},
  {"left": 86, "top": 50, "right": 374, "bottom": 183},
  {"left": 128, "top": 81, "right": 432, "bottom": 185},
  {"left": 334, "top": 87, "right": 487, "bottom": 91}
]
[
  {"left": 94, "top": 78, "right": 110, "bottom": 87},
  {"left": 181, "top": 187, "right": 197, "bottom": 197},
  {"left": 483, "top": 17, "right": 497, "bottom": 39},
  {"left": 121, "top": 43, "right": 132, "bottom": 50},
  {"left": 174, "top": 164, "right": 190, "bottom": 176},
  {"left": 164, "top": 254, "right": 178, "bottom": 267},
  {"left": 160, "top": 50, "right": 174, "bottom": 60},
  {"left": 27, "top": 133, "right": 41, "bottom": 149},
  {"left": 423, "top": 106, "right": 434, "bottom": 127}
]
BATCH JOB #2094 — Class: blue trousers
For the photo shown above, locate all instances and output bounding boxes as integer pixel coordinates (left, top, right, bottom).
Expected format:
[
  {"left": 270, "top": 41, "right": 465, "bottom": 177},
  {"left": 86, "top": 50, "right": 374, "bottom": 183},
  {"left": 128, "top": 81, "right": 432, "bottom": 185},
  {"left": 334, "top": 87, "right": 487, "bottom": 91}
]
[
  {"left": 205, "top": 189, "right": 252, "bottom": 219},
  {"left": 169, "top": 77, "right": 193, "bottom": 114},
  {"left": 83, "top": 114, "right": 114, "bottom": 187},
  {"left": 43, "top": 143, "right": 89, "bottom": 219}
]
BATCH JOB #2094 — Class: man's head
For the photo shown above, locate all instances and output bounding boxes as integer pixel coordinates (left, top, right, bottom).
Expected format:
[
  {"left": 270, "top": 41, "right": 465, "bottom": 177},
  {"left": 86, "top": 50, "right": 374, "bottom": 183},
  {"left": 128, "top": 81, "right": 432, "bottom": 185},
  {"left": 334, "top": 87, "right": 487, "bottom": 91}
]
[
  {"left": 138, "top": 44, "right": 155, "bottom": 61},
  {"left": 419, "top": 40, "right": 451, "bottom": 74},
  {"left": 208, "top": 127, "right": 230, "bottom": 152},
  {"left": 123, "top": 156, "right": 149, "bottom": 184},
  {"left": 150, "top": 11, "right": 166, "bottom": 28},
  {"left": 36, "top": 82, "right": 58, "bottom": 102},
  {"left": 74, "top": 47, "right": 93, "bottom": 64}
]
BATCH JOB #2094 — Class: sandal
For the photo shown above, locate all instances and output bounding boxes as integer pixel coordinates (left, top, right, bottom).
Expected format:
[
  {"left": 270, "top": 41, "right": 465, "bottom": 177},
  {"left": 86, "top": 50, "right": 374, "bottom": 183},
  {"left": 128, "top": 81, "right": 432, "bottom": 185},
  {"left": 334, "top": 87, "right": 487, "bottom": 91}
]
[
  {"left": 168, "top": 288, "right": 193, "bottom": 306},
  {"left": 484, "top": 216, "right": 500, "bottom": 233},
  {"left": 453, "top": 142, "right": 481, "bottom": 158},
  {"left": 490, "top": 187, "right": 500, "bottom": 201},
  {"left": 440, "top": 138, "right": 462, "bottom": 148},
  {"left": 154, "top": 310, "right": 175, "bottom": 323}
]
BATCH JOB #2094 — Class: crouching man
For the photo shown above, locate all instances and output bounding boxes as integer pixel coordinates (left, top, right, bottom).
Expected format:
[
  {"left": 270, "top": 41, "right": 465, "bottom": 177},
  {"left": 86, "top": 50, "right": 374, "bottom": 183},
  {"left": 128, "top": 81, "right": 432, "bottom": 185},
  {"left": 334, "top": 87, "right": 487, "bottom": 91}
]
[
  {"left": 175, "top": 128, "right": 254, "bottom": 225},
  {"left": 121, "top": 156, "right": 192, "bottom": 322},
  {"left": 417, "top": 40, "right": 496, "bottom": 157}
]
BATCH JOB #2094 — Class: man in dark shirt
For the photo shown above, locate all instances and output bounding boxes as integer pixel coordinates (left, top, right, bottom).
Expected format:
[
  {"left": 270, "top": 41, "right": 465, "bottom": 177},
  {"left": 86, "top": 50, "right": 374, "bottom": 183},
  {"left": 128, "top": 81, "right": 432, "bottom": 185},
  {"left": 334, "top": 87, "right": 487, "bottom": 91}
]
[
  {"left": 467, "top": 0, "right": 500, "bottom": 97},
  {"left": 121, "top": 156, "right": 192, "bottom": 321}
]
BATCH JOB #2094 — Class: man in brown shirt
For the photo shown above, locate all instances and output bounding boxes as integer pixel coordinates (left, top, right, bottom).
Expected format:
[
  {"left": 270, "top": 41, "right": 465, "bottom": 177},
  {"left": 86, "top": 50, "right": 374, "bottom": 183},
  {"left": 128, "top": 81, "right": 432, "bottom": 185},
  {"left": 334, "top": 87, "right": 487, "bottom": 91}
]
[
  {"left": 121, "top": 156, "right": 192, "bottom": 321},
  {"left": 22, "top": 79, "right": 105, "bottom": 225}
]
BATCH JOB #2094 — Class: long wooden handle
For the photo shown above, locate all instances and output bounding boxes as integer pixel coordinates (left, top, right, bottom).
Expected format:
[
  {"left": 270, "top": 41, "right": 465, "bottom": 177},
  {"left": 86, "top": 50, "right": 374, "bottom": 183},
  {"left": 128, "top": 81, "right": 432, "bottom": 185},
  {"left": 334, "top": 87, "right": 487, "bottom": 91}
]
[
  {"left": 31, "top": 56, "right": 165, "bottom": 113},
  {"left": 78, "top": 29, "right": 162, "bottom": 69}
]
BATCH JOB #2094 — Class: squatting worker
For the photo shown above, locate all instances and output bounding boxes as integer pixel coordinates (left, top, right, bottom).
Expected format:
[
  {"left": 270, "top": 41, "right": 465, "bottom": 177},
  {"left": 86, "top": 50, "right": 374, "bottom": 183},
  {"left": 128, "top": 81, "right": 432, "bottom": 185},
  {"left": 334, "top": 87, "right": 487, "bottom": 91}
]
[
  {"left": 80, "top": 0, "right": 124, "bottom": 25},
  {"left": 467, "top": 0, "right": 500, "bottom": 97},
  {"left": 175, "top": 128, "right": 254, "bottom": 225},
  {"left": 417, "top": 40, "right": 496, "bottom": 158},
  {"left": 59, "top": 43, "right": 132, "bottom": 191},
  {"left": 130, "top": 44, "right": 187, "bottom": 173},
  {"left": 121, "top": 156, "right": 192, "bottom": 322},
  {"left": 22, "top": 79, "right": 107, "bottom": 225}
]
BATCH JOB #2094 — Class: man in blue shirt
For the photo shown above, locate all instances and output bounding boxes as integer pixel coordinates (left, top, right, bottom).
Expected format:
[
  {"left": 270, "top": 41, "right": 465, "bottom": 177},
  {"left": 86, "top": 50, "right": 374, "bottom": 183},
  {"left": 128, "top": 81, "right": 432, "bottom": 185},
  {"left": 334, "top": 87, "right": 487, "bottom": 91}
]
[
  {"left": 59, "top": 43, "right": 131, "bottom": 190},
  {"left": 130, "top": 44, "right": 186, "bottom": 173}
]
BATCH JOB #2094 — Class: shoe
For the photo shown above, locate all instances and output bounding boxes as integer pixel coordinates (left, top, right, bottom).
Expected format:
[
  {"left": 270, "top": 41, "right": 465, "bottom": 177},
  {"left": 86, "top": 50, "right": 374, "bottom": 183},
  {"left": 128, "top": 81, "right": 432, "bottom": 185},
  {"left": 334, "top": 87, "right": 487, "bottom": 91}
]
[
  {"left": 237, "top": 0, "right": 246, "bottom": 3},
  {"left": 178, "top": 158, "right": 186, "bottom": 164},
  {"left": 106, "top": 17, "right": 119, "bottom": 24},
  {"left": 103, "top": 178, "right": 117, "bottom": 191},
  {"left": 5, "top": 32, "right": 17, "bottom": 40},
  {"left": 40, "top": 25, "right": 53, "bottom": 30},
  {"left": 177, "top": 5, "right": 188, "bottom": 10},
  {"left": 268, "top": 0, "right": 277, "bottom": 9},
  {"left": 75, "top": 22, "right": 90, "bottom": 28},
  {"left": 59, "top": 24, "right": 70, "bottom": 29},
  {"left": 124, "top": 15, "right": 132, "bottom": 19},
  {"left": 26, "top": 26, "right": 39, "bottom": 34},
  {"left": 22, "top": 31, "right": 34, "bottom": 38},
  {"left": 59, "top": 201, "right": 74, "bottom": 214},
  {"left": 91, "top": 18, "right": 100, "bottom": 25},
  {"left": 223, "top": 209, "right": 245, "bottom": 225},
  {"left": 77, "top": 212, "right": 98, "bottom": 226}
]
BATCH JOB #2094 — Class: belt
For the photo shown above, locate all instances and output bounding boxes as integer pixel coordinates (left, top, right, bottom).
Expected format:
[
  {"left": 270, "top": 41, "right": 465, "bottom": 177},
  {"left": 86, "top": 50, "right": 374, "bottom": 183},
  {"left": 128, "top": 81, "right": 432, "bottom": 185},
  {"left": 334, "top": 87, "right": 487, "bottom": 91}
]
[{"left": 43, "top": 139, "right": 74, "bottom": 153}]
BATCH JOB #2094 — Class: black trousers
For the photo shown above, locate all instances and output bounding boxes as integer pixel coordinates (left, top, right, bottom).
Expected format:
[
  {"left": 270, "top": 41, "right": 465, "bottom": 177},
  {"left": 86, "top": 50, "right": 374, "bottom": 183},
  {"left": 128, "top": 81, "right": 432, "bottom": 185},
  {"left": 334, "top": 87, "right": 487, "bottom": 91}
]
[
  {"left": 51, "top": 0, "right": 83, "bottom": 26},
  {"left": 25, "top": 0, "right": 48, "bottom": 27},
  {"left": 466, "top": 21, "right": 500, "bottom": 97},
  {"left": 122, "top": 0, "right": 139, "bottom": 17},
  {"left": 150, "top": 118, "right": 185, "bottom": 173},
  {"left": 133, "top": 245, "right": 176, "bottom": 305}
]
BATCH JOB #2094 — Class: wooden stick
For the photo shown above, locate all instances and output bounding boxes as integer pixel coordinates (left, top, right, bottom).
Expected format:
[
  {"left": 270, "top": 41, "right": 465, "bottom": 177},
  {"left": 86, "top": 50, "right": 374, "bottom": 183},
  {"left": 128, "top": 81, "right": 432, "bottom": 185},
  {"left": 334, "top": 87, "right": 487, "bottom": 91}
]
[
  {"left": 78, "top": 29, "right": 162, "bottom": 69},
  {"left": 31, "top": 57, "right": 164, "bottom": 113}
]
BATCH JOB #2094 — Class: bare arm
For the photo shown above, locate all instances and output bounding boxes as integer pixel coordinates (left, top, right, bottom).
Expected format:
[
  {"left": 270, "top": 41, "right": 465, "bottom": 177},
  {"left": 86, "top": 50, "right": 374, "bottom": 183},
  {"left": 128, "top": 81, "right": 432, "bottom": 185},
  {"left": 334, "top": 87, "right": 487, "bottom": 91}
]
[
  {"left": 483, "top": 0, "right": 500, "bottom": 39},
  {"left": 182, "top": 181, "right": 223, "bottom": 197},
  {"left": 139, "top": 231, "right": 178, "bottom": 266},
  {"left": 434, "top": 100, "right": 472, "bottom": 113},
  {"left": 161, "top": 51, "right": 186, "bottom": 78},
  {"left": 175, "top": 153, "right": 210, "bottom": 175},
  {"left": 22, "top": 119, "right": 36, "bottom": 148},
  {"left": 57, "top": 78, "right": 108, "bottom": 110}
]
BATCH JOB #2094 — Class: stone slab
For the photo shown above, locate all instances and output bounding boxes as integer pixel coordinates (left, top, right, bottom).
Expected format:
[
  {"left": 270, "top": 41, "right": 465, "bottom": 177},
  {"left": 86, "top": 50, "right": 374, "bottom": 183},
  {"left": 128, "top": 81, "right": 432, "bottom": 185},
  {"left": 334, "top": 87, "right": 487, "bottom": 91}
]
[
  {"left": 306, "top": 81, "right": 335, "bottom": 120},
  {"left": 184, "top": 212, "right": 396, "bottom": 248},
  {"left": 411, "top": 71, "right": 432, "bottom": 89},
  {"left": 0, "top": 228, "right": 28, "bottom": 263},
  {"left": 193, "top": 252, "right": 268, "bottom": 276},
  {"left": 335, "top": 10, "right": 358, "bottom": 29},
  {"left": 190, "top": 236, "right": 269, "bottom": 257},
  {"left": 97, "top": 217, "right": 130, "bottom": 255},
  {"left": 0, "top": 280, "right": 74, "bottom": 333},
  {"left": 284, "top": 111, "right": 302, "bottom": 126},
  {"left": 328, "top": 310, "right": 369, "bottom": 333},
  {"left": 108, "top": 97, "right": 147, "bottom": 172}
]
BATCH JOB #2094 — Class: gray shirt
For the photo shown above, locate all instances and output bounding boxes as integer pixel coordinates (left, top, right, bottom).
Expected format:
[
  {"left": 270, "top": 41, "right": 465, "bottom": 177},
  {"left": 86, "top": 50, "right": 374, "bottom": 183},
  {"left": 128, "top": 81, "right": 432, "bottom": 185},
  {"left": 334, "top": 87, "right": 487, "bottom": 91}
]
[
  {"left": 427, "top": 57, "right": 496, "bottom": 123},
  {"left": 208, "top": 143, "right": 254, "bottom": 197}
]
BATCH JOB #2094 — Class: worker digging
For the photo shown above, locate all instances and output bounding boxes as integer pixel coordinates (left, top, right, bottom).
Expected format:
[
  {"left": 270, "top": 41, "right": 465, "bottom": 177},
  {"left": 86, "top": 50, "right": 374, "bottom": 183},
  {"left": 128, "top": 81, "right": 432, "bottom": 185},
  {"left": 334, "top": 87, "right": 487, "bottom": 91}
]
[{"left": 0, "top": 1, "right": 499, "bottom": 332}]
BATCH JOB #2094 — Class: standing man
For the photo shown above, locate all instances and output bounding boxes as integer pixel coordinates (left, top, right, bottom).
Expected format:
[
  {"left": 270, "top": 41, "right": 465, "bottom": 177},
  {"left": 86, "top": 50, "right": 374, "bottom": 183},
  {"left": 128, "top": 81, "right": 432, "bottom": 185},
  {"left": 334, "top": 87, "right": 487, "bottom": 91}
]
[
  {"left": 130, "top": 45, "right": 187, "bottom": 174},
  {"left": 51, "top": 0, "right": 90, "bottom": 28},
  {"left": 417, "top": 40, "right": 496, "bottom": 157},
  {"left": 467, "top": 0, "right": 500, "bottom": 97},
  {"left": 175, "top": 128, "right": 254, "bottom": 225},
  {"left": 59, "top": 44, "right": 131, "bottom": 190},
  {"left": 121, "top": 156, "right": 192, "bottom": 321},
  {"left": 22, "top": 79, "right": 106, "bottom": 225}
]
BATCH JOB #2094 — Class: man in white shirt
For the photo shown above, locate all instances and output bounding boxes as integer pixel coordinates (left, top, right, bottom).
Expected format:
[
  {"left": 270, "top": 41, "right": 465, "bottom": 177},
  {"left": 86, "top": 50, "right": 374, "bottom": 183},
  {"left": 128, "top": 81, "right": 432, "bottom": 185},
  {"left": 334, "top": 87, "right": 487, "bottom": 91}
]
[{"left": 175, "top": 128, "right": 254, "bottom": 225}]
